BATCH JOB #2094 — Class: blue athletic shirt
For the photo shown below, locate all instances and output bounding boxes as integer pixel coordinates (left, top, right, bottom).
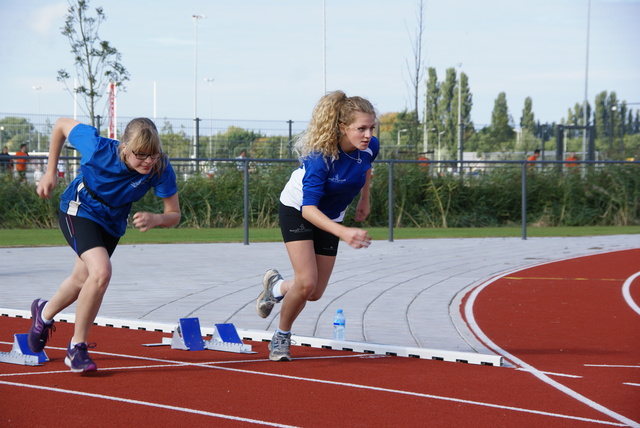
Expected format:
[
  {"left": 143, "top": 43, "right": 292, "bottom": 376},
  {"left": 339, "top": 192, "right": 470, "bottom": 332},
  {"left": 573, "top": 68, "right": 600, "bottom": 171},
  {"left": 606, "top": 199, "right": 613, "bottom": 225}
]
[
  {"left": 59, "top": 123, "right": 178, "bottom": 237},
  {"left": 280, "top": 136, "right": 379, "bottom": 221}
]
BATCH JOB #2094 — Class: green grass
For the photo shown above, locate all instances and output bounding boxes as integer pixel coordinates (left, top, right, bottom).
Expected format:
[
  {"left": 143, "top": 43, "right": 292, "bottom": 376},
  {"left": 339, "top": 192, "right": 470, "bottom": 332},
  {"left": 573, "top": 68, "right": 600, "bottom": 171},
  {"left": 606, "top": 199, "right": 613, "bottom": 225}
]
[{"left": 1, "top": 226, "right": 638, "bottom": 247}]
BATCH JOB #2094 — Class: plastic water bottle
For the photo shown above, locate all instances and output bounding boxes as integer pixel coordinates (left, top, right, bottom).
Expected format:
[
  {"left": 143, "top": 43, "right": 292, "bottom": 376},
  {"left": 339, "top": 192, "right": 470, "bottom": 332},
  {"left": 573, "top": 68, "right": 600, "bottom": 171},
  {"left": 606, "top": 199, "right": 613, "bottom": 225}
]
[{"left": 333, "top": 309, "right": 346, "bottom": 340}]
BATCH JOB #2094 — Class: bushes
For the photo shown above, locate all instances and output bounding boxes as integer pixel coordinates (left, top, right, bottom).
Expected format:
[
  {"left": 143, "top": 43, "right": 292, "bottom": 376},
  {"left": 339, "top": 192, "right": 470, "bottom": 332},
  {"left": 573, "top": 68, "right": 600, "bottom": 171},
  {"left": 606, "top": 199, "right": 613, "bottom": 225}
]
[{"left": 1, "top": 162, "right": 638, "bottom": 229}]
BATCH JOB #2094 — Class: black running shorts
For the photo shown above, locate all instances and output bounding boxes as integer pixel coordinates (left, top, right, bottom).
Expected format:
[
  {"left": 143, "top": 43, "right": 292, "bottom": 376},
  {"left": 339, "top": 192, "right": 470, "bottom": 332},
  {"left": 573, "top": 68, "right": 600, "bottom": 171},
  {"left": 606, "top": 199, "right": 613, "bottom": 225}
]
[
  {"left": 58, "top": 211, "right": 120, "bottom": 257},
  {"left": 278, "top": 203, "right": 339, "bottom": 257}
]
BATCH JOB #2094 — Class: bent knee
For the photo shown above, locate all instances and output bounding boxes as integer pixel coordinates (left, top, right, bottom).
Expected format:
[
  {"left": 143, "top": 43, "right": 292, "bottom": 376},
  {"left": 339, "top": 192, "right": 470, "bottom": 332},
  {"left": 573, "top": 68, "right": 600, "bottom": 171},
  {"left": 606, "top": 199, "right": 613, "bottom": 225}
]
[{"left": 89, "top": 268, "right": 112, "bottom": 290}]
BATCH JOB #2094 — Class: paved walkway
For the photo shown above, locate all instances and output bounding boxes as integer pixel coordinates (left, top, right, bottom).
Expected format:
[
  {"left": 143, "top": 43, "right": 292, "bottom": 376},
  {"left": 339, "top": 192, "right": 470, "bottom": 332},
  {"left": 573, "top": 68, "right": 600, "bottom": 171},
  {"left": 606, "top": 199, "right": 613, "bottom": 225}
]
[{"left": 1, "top": 235, "right": 637, "bottom": 356}]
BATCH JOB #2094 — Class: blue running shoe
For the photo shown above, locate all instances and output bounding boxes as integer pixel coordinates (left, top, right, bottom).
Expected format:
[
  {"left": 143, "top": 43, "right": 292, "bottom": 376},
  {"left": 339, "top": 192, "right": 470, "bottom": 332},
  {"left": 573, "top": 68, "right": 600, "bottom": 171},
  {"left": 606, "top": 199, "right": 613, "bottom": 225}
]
[
  {"left": 65, "top": 342, "right": 98, "bottom": 373},
  {"left": 28, "top": 299, "right": 55, "bottom": 353}
]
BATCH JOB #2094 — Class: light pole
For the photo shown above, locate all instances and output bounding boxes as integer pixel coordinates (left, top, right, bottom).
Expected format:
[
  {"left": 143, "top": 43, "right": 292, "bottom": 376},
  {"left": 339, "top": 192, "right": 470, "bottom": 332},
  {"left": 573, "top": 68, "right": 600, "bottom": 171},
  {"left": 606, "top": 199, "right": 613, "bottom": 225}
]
[
  {"left": 192, "top": 14, "right": 206, "bottom": 159},
  {"left": 610, "top": 105, "right": 617, "bottom": 157},
  {"left": 437, "top": 131, "right": 444, "bottom": 173},
  {"left": 397, "top": 129, "right": 407, "bottom": 146},
  {"left": 204, "top": 77, "right": 214, "bottom": 157},
  {"left": 32, "top": 86, "right": 41, "bottom": 151}
]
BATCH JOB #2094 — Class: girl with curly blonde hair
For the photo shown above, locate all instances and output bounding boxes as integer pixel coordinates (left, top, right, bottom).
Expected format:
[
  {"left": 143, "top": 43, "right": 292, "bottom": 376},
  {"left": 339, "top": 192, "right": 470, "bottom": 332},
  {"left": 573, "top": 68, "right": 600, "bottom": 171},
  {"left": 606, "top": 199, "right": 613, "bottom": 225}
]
[{"left": 256, "top": 90, "right": 379, "bottom": 361}]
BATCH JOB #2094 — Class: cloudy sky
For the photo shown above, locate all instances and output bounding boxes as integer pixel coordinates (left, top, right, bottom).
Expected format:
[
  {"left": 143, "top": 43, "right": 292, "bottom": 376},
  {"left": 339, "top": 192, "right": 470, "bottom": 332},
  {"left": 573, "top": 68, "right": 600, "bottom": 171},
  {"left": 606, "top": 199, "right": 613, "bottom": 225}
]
[{"left": 1, "top": 0, "right": 638, "bottom": 127}]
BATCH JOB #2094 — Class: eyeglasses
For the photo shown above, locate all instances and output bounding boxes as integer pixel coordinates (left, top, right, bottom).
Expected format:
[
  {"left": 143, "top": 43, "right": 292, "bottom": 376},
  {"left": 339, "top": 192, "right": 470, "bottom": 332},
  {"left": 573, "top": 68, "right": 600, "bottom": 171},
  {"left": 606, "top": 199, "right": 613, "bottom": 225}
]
[{"left": 131, "top": 150, "right": 162, "bottom": 161}]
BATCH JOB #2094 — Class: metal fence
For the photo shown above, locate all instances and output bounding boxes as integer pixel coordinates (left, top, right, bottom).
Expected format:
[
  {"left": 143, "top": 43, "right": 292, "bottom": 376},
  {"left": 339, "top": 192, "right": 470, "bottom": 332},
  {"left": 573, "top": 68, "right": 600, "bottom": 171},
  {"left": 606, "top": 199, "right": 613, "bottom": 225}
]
[{"left": 6, "top": 152, "right": 637, "bottom": 244}]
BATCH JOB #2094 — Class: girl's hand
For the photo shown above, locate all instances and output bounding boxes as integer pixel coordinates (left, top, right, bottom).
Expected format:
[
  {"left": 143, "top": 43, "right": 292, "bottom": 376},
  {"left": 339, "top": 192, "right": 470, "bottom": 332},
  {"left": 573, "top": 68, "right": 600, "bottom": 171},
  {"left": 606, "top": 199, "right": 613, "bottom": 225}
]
[
  {"left": 342, "top": 227, "right": 371, "bottom": 250},
  {"left": 36, "top": 173, "right": 57, "bottom": 199},
  {"left": 132, "top": 212, "right": 157, "bottom": 232}
]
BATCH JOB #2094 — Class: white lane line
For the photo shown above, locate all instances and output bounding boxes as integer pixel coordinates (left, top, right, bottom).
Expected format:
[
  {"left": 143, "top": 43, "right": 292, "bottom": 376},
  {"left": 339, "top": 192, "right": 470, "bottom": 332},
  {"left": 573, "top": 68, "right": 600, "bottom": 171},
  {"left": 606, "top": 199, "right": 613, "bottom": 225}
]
[
  {"left": 516, "top": 368, "right": 582, "bottom": 378},
  {"left": 464, "top": 262, "right": 640, "bottom": 428},
  {"left": 623, "top": 383, "right": 640, "bottom": 387},
  {"left": 0, "top": 380, "right": 299, "bottom": 428},
  {"left": 622, "top": 271, "right": 640, "bottom": 316},
  {"left": 585, "top": 365, "right": 640, "bottom": 369},
  {"left": 0, "top": 348, "right": 627, "bottom": 426}
]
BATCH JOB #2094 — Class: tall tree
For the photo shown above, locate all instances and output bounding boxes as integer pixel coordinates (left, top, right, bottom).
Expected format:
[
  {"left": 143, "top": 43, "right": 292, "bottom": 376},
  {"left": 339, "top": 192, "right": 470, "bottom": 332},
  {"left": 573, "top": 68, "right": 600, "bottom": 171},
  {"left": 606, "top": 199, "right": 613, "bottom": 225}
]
[
  {"left": 405, "top": 0, "right": 427, "bottom": 122},
  {"left": 438, "top": 68, "right": 457, "bottom": 154},
  {"left": 489, "top": 92, "right": 514, "bottom": 151},
  {"left": 452, "top": 71, "right": 474, "bottom": 150},
  {"left": 424, "top": 67, "right": 440, "bottom": 131},
  {"left": 57, "top": 0, "right": 130, "bottom": 126},
  {"left": 520, "top": 97, "right": 535, "bottom": 134}
]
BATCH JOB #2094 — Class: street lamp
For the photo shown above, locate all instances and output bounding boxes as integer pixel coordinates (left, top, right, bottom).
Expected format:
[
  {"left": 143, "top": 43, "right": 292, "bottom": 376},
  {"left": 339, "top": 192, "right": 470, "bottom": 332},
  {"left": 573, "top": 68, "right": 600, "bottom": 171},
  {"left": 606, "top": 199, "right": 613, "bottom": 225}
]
[
  {"left": 610, "top": 105, "right": 617, "bottom": 156},
  {"left": 437, "top": 131, "right": 445, "bottom": 173},
  {"left": 204, "top": 77, "right": 214, "bottom": 157},
  {"left": 33, "top": 86, "right": 42, "bottom": 151},
  {"left": 192, "top": 14, "right": 206, "bottom": 159},
  {"left": 397, "top": 129, "right": 407, "bottom": 146}
]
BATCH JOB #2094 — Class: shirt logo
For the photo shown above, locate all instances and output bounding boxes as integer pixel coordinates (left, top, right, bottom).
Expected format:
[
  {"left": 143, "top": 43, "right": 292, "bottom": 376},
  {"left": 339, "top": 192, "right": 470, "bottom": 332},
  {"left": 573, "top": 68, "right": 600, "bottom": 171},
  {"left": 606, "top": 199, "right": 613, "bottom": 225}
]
[{"left": 328, "top": 174, "right": 346, "bottom": 184}]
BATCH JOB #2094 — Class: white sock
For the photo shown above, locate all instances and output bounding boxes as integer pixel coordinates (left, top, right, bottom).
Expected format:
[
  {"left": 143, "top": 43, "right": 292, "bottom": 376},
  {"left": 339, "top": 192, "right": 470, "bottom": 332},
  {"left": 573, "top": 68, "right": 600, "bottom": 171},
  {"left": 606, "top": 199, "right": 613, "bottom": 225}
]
[
  {"left": 41, "top": 303, "right": 53, "bottom": 324},
  {"left": 272, "top": 279, "right": 285, "bottom": 299},
  {"left": 276, "top": 328, "right": 290, "bottom": 336}
]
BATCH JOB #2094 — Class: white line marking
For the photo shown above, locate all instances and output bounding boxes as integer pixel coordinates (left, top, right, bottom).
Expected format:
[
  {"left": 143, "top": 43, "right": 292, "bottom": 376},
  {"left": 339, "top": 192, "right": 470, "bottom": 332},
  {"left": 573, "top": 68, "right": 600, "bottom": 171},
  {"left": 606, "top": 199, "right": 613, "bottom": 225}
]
[
  {"left": 622, "top": 271, "right": 640, "bottom": 316},
  {"left": 623, "top": 383, "right": 640, "bottom": 387},
  {"left": 0, "top": 346, "right": 626, "bottom": 426},
  {"left": 516, "top": 368, "right": 583, "bottom": 378},
  {"left": 464, "top": 260, "right": 640, "bottom": 428},
  {"left": 0, "top": 380, "right": 299, "bottom": 428},
  {"left": 585, "top": 365, "right": 640, "bottom": 369}
]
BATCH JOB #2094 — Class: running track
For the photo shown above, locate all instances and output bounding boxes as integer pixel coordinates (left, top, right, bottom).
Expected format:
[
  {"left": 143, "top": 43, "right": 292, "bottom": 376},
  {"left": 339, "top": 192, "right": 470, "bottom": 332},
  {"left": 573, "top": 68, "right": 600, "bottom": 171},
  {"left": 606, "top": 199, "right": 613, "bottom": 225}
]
[{"left": 1, "top": 248, "right": 638, "bottom": 427}]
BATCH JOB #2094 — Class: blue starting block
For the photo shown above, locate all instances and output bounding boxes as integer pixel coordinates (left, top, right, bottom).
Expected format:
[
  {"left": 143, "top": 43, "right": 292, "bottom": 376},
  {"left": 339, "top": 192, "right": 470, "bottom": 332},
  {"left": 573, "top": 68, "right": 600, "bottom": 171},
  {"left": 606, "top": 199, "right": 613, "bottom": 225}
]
[
  {"left": 145, "top": 317, "right": 254, "bottom": 354},
  {"left": 0, "top": 334, "right": 49, "bottom": 366}
]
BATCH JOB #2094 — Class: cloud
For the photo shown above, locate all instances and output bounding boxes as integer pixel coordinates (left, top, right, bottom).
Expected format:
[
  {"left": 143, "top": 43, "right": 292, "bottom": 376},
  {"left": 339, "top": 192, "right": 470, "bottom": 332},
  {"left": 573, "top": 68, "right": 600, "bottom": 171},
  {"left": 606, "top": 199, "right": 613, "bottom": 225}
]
[{"left": 29, "top": 3, "right": 68, "bottom": 37}]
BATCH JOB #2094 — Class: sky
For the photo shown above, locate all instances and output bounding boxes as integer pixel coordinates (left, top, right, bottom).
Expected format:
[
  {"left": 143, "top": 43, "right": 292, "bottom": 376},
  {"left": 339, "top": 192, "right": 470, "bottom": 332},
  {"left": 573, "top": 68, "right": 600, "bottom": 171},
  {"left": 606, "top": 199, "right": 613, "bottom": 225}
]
[{"left": 1, "top": 0, "right": 639, "bottom": 128}]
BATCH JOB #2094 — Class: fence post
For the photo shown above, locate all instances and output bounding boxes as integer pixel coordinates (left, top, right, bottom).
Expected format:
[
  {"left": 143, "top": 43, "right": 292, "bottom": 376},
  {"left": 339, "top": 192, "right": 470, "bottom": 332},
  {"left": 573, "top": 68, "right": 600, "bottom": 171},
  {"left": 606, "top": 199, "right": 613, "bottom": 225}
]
[
  {"left": 388, "top": 160, "right": 394, "bottom": 242},
  {"left": 243, "top": 159, "right": 250, "bottom": 245},
  {"left": 521, "top": 161, "right": 527, "bottom": 240},
  {"left": 287, "top": 120, "right": 293, "bottom": 158}
]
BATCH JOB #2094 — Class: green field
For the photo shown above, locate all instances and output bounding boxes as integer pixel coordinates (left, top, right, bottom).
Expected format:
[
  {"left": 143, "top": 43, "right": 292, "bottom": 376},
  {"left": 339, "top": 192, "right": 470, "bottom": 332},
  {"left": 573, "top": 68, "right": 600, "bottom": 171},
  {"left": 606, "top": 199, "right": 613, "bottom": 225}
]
[{"left": 1, "top": 226, "right": 638, "bottom": 247}]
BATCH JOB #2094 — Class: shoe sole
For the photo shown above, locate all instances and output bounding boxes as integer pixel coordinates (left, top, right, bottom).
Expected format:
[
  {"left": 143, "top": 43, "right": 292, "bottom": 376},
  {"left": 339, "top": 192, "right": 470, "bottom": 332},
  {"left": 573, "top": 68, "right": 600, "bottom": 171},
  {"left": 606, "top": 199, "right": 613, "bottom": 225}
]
[
  {"left": 256, "top": 269, "right": 279, "bottom": 318},
  {"left": 64, "top": 356, "right": 97, "bottom": 373},
  {"left": 28, "top": 299, "right": 46, "bottom": 353},
  {"left": 268, "top": 340, "right": 291, "bottom": 362}
]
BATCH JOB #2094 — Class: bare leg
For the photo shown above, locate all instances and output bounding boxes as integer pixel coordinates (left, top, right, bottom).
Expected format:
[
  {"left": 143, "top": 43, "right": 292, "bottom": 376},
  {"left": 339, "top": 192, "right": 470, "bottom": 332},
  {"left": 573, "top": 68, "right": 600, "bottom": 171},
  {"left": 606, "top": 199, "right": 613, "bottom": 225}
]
[
  {"left": 278, "top": 240, "right": 336, "bottom": 332},
  {"left": 42, "top": 255, "right": 89, "bottom": 320},
  {"left": 71, "top": 247, "right": 112, "bottom": 343},
  {"left": 43, "top": 247, "right": 112, "bottom": 344}
]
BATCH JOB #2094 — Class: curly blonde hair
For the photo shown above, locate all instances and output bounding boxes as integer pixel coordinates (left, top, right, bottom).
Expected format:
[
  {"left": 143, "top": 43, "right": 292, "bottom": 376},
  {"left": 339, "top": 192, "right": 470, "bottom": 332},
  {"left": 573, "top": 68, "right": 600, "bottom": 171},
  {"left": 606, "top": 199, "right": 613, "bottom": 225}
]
[
  {"left": 294, "top": 91, "right": 376, "bottom": 160},
  {"left": 118, "top": 117, "right": 167, "bottom": 178}
]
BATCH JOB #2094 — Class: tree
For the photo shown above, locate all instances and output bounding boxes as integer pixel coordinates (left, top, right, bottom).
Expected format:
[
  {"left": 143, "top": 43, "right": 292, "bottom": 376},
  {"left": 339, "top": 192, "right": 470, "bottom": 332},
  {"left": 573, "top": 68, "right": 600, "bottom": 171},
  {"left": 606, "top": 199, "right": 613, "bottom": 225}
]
[
  {"left": 424, "top": 67, "right": 440, "bottom": 132},
  {"left": 405, "top": 0, "right": 427, "bottom": 123},
  {"left": 489, "top": 92, "right": 514, "bottom": 151},
  {"left": 0, "top": 117, "right": 35, "bottom": 150},
  {"left": 520, "top": 97, "right": 535, "bottom": 134},
  {"left": 452, "top": 71, "right": 474, "bottom": 154},
  {"left": 57, "top": 0, "right": 130, "bottom": 126},
  {"left": 438, "top": 68, "right": 457, "bottom": 155}
]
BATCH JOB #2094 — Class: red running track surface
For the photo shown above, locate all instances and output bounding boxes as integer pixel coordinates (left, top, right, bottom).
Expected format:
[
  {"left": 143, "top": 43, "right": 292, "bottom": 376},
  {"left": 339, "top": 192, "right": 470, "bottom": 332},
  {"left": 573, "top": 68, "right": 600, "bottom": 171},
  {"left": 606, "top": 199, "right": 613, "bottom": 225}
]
[{"left": 1, "top": 248, "right": 638, "bottom": 427}]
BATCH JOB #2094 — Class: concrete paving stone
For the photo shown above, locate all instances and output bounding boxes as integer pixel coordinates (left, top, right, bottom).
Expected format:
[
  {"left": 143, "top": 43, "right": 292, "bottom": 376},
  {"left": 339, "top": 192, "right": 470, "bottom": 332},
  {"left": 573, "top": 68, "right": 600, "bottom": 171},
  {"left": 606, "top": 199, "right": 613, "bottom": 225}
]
[{"left": 1, "top": 235, "right": 637, "bottom": 359}]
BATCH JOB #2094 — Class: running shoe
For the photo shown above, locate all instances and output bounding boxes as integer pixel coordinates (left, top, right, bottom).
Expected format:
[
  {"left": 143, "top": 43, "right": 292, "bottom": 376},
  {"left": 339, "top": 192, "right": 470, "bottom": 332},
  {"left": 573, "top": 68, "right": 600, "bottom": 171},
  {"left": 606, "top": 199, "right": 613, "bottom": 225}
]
[
  {"left": 268, "top": 331, "right": 292, "bottom": 362},
  {"left": 28, "top": 298, "right": 55, "bottom": 353},
  {"left": 65, "top": 342, "right": 98, "bottom": 373},
  {"left": 256, "top": 268, "right": 283, "bottom": 318}
]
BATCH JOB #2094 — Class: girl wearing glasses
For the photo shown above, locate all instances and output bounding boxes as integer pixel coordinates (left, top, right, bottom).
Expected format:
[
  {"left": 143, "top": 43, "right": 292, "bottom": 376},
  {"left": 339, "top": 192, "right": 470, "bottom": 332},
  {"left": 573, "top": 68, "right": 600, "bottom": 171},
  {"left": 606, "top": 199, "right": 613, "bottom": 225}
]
[
  {"left": 256, "top": 91, "right": 378, "bottom": 361},
  {"left": 29, "top": 117, "right": 181, "bottom": 373}
]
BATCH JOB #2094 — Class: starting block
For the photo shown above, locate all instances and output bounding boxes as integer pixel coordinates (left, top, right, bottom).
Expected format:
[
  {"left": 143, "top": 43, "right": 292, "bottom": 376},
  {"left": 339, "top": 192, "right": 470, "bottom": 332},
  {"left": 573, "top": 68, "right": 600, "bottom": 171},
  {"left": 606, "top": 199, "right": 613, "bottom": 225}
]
[
  {"left": 145, "top": 318, "right": 254, "bottom": 354},
  {"left": 0, "top": 334, "right": 49, "bottom": 366}
]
